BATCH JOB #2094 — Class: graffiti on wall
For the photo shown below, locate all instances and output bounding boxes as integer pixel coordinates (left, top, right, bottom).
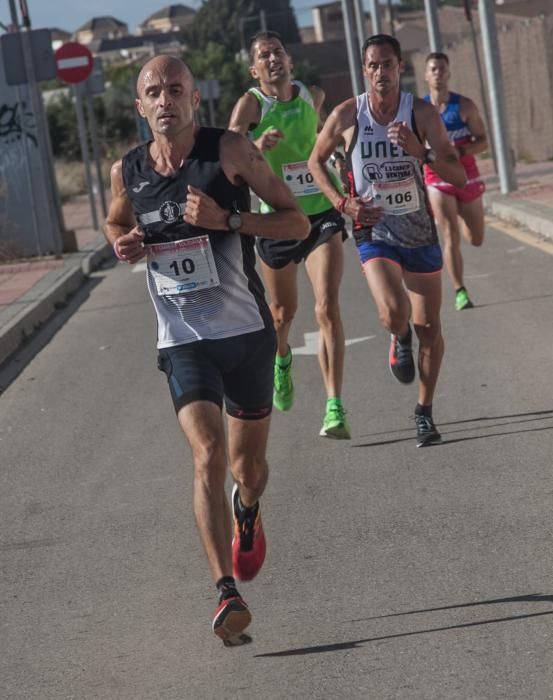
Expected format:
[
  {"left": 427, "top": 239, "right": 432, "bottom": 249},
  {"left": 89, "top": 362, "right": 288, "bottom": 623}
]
[{"left": 0, "top": 100, "right": 37, "bottom": 147}]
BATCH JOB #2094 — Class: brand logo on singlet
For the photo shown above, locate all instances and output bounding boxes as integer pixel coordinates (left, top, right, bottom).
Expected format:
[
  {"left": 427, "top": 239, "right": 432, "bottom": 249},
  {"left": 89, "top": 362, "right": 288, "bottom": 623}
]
[
  {"left": 132, "top": 181, "right": 150, "bottom": 193},
  {"left": 159, "top": 201, "right": 182, "bottom": 223},
  {"left": 364, "top": 125, "right": 374, "bottom": 135}
]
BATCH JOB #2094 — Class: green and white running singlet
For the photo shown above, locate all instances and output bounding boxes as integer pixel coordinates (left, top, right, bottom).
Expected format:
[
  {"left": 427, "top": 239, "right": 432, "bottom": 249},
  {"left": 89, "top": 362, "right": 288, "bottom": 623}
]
[{"left": 248, "top": 81, "right": 338, "bottom": 216}]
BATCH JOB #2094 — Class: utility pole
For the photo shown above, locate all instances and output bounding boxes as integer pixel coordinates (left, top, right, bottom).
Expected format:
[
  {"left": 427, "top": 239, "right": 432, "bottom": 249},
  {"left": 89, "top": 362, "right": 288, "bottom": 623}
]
[
  {"left": 352, "top": 0, "right": 367, "bottom": 49},
  {"left": 424, "top": 0, "right": 442, "bottom": 52},
  {"left": 478, "top": 0, "right": 517, "bottom": 193},
  {"left": 368, "top": 0, "right": 382, "bottom": 35},
  {"left": 341, "top": 0, "right": 363, "bottom": 95},
  {"left": 463, "top": 0, "right": 496, "bottom": 173}
]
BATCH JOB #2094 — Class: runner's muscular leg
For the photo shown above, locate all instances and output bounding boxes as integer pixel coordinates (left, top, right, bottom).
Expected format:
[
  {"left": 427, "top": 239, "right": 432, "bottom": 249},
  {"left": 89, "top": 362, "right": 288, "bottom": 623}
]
[
  {"left": 260, "top": 259, "right": 298, "bottom": 358},
  {"left": 305, "top": 234, "right": 345, "bottom": 398},
  {"left": 428, "top": 189, "right": 464, "bottom": 290},
  {"left": 177, "top": 400, "right": 231, "bottom": 582},
  {"left": 227, "top": 414, "right": 271, "bottom": 508},
  {"left": 458, "top": 196, "right": 485, "bottom": 247},
  {"left": 405, "top": 271, "right": 444, "bottom": 406},
  {"left": 363, "top": 258, "right": 411, "bottom": 337}
]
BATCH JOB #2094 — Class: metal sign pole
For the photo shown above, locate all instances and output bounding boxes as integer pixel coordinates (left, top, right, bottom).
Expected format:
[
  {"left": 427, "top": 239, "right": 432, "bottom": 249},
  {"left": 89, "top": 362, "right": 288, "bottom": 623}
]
[
  {"left": 83, "top": 85, "right": 107, "bottom": 218},
  {"left": 464, "top": 2, "right": 497, "bottom": 173},
  {"left": 424, "top": 0, "right": 442, "bottom": 53},
  {"left": 341, "top": 0, "right": 363, "bottom": 95},
  {"left": 478, "top": 0, "right": 517, "bottom": 193},
  {"left": 368, "top": 0, "right": 382, "bottom": 35},
  {"left": 353, "top": 0, "right": 369, "bottom": 90},
  {"left": 73, "top": 86, "right": 98, "bottom": 231}
]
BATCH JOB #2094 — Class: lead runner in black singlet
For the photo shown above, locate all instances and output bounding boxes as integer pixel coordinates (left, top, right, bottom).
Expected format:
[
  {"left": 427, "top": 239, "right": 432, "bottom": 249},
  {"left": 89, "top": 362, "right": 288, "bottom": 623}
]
[{"left": 103, "top": 56, "right": 309, "bottom": 645}]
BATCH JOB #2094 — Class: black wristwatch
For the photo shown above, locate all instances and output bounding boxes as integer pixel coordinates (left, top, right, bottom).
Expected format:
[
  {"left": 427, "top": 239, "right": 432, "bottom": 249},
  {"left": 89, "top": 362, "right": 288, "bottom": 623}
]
[
  {"left": 227, "top": 206, "right": 242, "bottom": 232},
  {"left": 423, "top": 148, "right": 437, "bottom": 165}
]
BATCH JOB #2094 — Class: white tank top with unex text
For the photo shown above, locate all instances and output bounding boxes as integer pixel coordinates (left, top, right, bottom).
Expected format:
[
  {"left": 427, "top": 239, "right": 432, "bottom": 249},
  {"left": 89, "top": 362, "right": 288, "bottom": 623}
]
[{"left": 349, "top": 91, "right": 437, "bottom": 248}]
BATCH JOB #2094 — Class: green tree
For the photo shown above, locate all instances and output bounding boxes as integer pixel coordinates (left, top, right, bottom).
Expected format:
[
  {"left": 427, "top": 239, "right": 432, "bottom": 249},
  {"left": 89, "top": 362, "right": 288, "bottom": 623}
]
[
  {"left": 185, "top": 42, "right": 251, "bottom": 126},
  {"left": 46, "top": 92, "right": 82, "bottom": 160},
  {"left": 186, "top": 0, "right": 300, "bottom": 57}
]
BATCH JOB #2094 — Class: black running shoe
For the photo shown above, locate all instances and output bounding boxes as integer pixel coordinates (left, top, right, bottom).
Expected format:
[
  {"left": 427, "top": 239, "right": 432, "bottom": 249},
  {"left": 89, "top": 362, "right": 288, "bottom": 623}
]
[
  {"left": 415, "top": 414, "right": 442, "bottom": 447},
  {"left": 389, "top": 327, "right": 415, "bottom": 384}
]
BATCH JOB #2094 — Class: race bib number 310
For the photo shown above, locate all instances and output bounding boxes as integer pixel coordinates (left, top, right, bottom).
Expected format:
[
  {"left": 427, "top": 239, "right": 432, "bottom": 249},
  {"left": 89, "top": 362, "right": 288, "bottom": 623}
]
[
  {"left": 282, "top": 161, "right": 321, "bottom": 197},
  {"left": 372, "top": 176, "right": 420, "bottom": 216},
  {"left": 147, "top": 236, "right": 220, "bottom": 296}
]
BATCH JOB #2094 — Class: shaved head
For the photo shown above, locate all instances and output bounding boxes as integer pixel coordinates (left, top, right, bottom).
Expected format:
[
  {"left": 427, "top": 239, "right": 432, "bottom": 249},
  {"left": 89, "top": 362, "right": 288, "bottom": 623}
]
[{"left": 136, "top": 55, "right": 194, "bottom": 98}]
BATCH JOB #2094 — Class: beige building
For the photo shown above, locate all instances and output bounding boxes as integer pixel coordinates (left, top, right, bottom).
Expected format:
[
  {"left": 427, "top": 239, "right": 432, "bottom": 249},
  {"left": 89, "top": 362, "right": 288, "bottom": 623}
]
[
  {"left": 138, "top": 4, "right": 196, "bottom": 35},
  {"left": 74, "top": 16, "right": 128, "bottom": 45}
]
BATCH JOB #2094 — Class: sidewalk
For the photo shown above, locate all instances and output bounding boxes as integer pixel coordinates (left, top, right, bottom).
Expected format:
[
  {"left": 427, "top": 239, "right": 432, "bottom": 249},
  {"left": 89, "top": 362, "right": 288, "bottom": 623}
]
[
  {"left": 0, "top": 195, "right": 112, "bottom": 366},
  {"left": 1, "top": 162, "right": 553, "bottom": 368},
  {"left": 480, "top": 159, "right": 553, "bottom": 239}
]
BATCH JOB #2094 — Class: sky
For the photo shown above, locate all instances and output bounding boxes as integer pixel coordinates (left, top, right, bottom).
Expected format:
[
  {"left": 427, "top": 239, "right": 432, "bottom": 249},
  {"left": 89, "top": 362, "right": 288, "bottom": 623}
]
[{"left": 0, "top": 0, "right": 323, "bottom": 34}]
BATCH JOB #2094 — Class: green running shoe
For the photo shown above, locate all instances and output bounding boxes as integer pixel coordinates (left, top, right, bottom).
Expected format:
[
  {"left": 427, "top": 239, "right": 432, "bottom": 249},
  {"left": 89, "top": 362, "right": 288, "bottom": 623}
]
[
  {"left": 273, "top": 351, "right": 294, "bottom": 411},
  {"left": 319, "top": 400, "right": 351, "bottom": 440},
  {"left": 455, "top": 287, "right": 474, "bottom": 311}
]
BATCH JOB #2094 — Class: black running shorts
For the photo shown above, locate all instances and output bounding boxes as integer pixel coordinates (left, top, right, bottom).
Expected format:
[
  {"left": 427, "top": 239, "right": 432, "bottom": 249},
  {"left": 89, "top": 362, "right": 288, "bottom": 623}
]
[
  {"left": 256, "top": 208, "right": 346, "bottom": 270},
  {"left": 157, "top": 326, "right": 277, "bottom": 419}
]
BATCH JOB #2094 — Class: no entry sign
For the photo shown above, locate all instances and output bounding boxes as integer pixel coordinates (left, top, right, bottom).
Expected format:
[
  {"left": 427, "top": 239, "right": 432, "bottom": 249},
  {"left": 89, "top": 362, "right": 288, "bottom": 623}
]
[{"left": 55, "top": 42, "right": 93, "bottom": 84}]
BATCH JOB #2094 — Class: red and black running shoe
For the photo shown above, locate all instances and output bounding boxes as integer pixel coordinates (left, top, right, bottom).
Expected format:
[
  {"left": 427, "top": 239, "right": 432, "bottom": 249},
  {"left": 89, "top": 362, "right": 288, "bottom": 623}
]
[
  {"left": 212, "top": 595, "right": 252, "bottom": 645},
  {"left": 389, "top": 325, "right": 415, "bottom": 384},
  {"left": 231, "top": 484, "right": 266, "bottom": 581}
]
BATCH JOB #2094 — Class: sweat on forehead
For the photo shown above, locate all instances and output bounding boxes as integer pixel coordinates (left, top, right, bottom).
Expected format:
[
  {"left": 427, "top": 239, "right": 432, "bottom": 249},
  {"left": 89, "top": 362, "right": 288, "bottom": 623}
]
[{"left": 136, "top": 56, "right": 194, "bottom": 95}]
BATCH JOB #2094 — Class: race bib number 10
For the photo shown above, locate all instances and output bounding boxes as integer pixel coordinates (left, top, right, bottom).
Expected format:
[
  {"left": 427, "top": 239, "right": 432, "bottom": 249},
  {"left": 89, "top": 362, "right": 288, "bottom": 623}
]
[
  {"left": 147, "top": 236, "right": 220, "bottom": 296},
  {"left": 372, "top": 176, "right": 420, "bottom": 216},
  {"left": 282, "top": 161, "right": 321, "bottom": 197}
]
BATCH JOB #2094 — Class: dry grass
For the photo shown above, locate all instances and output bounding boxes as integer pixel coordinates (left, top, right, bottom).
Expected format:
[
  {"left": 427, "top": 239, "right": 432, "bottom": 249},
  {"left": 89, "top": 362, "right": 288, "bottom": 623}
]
[{"left": 54, "top": 158, "right": 113, "bottom": 203}]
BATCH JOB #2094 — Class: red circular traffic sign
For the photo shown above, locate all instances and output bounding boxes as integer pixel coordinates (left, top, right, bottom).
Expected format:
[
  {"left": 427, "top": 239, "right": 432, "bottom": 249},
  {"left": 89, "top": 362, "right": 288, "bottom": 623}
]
[{"left": 55, "top": 42, "right": 93, "bottom": 84}]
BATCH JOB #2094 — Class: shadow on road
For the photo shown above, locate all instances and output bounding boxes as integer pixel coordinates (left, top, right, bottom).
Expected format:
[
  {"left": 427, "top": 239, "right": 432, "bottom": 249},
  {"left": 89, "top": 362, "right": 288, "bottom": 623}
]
[
  {"left": 354, "top": 409, "right": 553, "bottom": 448},
  {"left": 472, "top": 292, "right": 553, "bottom": 309},
  {"left": 255, "top": 593, "right": 553, "bottom": 658}
]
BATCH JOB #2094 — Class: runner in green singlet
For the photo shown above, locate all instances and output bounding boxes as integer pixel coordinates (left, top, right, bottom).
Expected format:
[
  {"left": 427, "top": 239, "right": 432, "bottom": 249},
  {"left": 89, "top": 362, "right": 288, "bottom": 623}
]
[{"left": 229, "top": 30, "right": 351, "bottom": 440}]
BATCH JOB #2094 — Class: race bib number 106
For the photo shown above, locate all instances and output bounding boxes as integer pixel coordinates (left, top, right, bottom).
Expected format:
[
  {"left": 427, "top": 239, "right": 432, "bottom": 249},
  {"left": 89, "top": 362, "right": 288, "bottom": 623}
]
[{"left": 372, "top": 176, "right": 420, "bottom": 216}]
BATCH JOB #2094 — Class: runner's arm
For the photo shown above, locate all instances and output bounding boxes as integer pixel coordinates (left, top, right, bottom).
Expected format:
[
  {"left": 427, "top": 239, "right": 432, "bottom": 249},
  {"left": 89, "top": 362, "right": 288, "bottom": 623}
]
[
  {"left": 309, "top": 100, "right": 383, "bottom": 227},
  {"left": 309, "top": 85, "right": 325, "bottom": 129},
  {"left": 458, "top": 97, "right": 488, "bottom": 156},
  {"left": 104, "top": 161, "right": 146, "bottom": 264},
  {"left": 228, "top": 92, "right": 283, "bottom": 151},
  {"left": 308, "top": 100, "right": 355, "bottom": 210},
  {"left": 186, "top": 132, "right": 309, "bottom": 240}
]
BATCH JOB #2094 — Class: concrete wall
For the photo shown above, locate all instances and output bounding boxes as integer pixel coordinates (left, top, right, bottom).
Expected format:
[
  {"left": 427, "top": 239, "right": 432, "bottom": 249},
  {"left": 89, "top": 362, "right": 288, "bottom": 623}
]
[
  {"left": 412, "top": 13, "right": 553, "bottom": 162},
  {"left": 0, "top": 62, "right": 59, "bottom": 257}
]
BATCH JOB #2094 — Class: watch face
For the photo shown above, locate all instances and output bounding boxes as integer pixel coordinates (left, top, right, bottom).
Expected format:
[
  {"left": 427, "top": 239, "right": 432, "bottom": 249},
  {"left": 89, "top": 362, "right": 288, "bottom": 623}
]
[{"left": 228, "top": 213, "right": 242, "bottom": 231}]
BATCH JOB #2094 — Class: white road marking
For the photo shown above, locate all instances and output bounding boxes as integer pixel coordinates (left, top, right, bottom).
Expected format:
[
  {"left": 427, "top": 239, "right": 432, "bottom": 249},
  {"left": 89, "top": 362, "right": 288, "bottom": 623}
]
[
  {"left": 506, "top": 245, "right": 526, "bottom": 254},
  {"left": 292, "top": 331, "right": 374, "bottom": 355}
]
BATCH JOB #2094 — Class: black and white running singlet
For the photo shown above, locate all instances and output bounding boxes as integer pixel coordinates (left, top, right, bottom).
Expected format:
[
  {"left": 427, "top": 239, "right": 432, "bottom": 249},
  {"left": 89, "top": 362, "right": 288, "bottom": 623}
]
[
  {"left": 122, "top": 128, "right": 272, "bottom": 348},
  {"left": 348, "top": 92, "right": 437, "bottom": 248}
]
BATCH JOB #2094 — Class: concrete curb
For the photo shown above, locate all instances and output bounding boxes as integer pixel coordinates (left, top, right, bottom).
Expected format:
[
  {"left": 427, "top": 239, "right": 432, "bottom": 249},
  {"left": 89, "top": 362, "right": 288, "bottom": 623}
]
[
  {"left": 484, "top": 193, "right": 553, "bottom": 241},
  {"left": 0, "top": 241, "right": 112, "bottom": 367}
]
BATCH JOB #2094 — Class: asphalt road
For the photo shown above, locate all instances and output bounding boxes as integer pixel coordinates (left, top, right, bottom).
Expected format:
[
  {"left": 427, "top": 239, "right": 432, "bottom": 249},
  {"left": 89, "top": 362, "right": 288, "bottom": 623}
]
[{"left": 1, "top": 221, "right": 553, "bottom": 699}]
